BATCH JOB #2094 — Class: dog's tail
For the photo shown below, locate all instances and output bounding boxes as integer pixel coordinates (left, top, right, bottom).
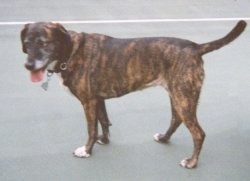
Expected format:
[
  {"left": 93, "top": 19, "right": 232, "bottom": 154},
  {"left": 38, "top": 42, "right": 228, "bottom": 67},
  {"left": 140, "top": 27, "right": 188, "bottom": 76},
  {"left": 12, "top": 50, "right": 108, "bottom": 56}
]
[{"left": 198, "top": 20, "right": 247, "bottom": 55}]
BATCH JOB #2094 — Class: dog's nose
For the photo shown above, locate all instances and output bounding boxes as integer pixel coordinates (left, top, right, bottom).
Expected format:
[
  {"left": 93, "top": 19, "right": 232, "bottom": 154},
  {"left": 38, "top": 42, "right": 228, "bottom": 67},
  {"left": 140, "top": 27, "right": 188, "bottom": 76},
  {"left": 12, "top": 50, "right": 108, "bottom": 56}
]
[{"left": 25, "top": 61, "right": 35, "bottom": 70}]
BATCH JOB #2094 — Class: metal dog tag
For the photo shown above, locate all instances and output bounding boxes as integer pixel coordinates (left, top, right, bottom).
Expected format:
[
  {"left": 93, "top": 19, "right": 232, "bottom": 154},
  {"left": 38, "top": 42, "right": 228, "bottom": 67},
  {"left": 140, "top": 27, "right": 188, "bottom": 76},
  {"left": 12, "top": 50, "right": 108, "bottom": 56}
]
[
  {"left": 41, "top": 81, "right": 49, "bottom": 91},
  {"left": 41, "top": 72, "right": 53, "bottom": 91}
]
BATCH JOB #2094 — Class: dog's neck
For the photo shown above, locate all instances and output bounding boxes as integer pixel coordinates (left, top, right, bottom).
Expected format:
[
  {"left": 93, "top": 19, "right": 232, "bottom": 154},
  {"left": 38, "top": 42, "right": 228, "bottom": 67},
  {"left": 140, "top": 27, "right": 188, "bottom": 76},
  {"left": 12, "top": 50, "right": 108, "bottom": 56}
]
[
  {"left": 47, "top": 31, "right": 81, "bottom": 74},
  {"left": 55, "top": 32, "right": 85, "bottom": 87}
]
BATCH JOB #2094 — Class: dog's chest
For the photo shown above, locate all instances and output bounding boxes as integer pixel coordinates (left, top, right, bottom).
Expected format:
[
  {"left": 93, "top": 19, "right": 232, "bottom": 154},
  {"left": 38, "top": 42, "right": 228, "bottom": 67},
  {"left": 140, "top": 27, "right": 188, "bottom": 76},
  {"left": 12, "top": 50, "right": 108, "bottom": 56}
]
[{"left": 56, "top": 73, "right": 72, "bottom": 94}]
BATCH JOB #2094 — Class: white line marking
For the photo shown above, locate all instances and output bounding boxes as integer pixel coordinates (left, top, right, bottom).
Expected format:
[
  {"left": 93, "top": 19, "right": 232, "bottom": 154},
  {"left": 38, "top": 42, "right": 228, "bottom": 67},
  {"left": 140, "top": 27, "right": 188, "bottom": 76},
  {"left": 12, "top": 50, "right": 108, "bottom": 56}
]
[{"left": 0, "top": 17, "right": 249, "bottom": 26}]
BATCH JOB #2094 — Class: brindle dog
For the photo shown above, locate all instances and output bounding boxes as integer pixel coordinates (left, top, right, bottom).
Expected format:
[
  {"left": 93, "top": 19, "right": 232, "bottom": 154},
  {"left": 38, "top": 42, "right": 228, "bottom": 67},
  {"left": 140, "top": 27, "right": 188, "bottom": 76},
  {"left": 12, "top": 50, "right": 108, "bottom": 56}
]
[{"left": 21, "top": 21, "right": 246, "bottom": 168}]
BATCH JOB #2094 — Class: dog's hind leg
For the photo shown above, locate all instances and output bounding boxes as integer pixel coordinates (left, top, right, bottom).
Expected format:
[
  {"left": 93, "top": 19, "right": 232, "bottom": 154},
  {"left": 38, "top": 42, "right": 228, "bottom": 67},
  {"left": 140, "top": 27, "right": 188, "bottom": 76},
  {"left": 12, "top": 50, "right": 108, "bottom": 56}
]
[
  {"left": 171, "top": 84, "right": 205, "bottom": 168},
  {"left": 155, "top": 61, "right": 205, "bottom": 168},
  {"left": 97, "top": 99, "right": 112, "bottom": 145},
  {"left": 180, "top": 113, "right": 205, "bottom": 169},
  {"left": 154, "top": 98, "right": 182, "bottom": 143}
]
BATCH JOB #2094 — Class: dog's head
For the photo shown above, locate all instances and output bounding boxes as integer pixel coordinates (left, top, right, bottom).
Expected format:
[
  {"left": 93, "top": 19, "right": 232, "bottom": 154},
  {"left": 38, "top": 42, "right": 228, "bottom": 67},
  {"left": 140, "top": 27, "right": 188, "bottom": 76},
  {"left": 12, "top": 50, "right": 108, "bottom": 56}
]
[{"left": 21, "top": 22, "right": 72, "bottom": 82}]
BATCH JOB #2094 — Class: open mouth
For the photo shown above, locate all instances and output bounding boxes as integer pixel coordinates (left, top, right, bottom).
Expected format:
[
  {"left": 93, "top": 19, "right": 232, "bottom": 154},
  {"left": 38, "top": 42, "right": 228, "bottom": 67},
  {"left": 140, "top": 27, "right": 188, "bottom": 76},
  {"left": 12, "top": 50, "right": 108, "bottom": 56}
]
[
  {"left": 30, "top": 68, "right": 46, "bottom": 82},
  {"left": 26, "top": 59, "right": 51, "bottom": 83},
  {"left": 26, "top": 58, "right": 59, "bottom": 83}
]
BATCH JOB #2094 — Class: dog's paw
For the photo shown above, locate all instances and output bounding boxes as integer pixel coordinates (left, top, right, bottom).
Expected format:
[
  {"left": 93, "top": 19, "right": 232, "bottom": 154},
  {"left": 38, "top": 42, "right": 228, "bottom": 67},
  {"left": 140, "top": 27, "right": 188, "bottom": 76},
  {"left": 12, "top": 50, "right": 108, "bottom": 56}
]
[
  {"left": 153, "top": 133, "right": 168, "bottom": 143},
  {"left": 73, "top": 146, "right": 91, "bottom": 158},
  {"left": 96, "top": 135, "right": 109, "bottom": 145},
  {"left": 97, "top": 139, "right": 107, "bottom": 145},
  {"left": 153, "top": 133, "right": 161, "bottom": 141},
  {"left": 179, "top": 158, "right": 197, "bottom": 169}
]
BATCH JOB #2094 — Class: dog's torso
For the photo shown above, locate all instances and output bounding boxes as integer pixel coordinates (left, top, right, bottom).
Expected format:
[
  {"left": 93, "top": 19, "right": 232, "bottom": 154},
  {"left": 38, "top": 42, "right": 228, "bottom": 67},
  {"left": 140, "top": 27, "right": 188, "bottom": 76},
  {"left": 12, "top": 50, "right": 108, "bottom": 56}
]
[{"left": 62, "top": 32, "right": 200, "bottom": 101}]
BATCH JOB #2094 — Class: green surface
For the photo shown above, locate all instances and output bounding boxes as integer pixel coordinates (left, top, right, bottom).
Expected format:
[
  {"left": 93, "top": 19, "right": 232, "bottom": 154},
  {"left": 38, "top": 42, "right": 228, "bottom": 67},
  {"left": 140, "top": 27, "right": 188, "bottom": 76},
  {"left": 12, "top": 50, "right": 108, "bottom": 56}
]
[{"left": 0, "top": 0, "right": 250, "bottom": 180}]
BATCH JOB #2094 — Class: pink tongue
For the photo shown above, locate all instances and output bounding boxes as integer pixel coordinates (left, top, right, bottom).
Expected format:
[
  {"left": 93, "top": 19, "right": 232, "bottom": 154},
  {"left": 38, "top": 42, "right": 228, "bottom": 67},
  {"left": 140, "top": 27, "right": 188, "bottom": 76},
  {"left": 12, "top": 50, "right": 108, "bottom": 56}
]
[{"left": 30, "top": 70, "right": 45, "bottom": 82}]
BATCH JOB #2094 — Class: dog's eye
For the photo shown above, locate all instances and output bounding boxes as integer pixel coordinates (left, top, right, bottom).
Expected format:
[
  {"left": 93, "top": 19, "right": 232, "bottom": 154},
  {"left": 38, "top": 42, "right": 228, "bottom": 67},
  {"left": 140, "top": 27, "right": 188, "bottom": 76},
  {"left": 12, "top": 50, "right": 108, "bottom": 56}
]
[{"left": 24, "top": 41, "right": 32, "bottom": 48}]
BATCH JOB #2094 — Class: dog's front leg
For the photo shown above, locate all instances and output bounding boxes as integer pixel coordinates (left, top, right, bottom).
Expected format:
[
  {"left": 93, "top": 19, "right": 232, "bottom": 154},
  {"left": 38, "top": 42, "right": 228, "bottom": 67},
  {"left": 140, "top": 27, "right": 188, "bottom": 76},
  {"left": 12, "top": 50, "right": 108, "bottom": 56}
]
[
  {"left": 73, "top": 99, "right": 98, "bottom": 158},
  {"left": 97, "top": 99, "right": 111, "bottom": 145}
]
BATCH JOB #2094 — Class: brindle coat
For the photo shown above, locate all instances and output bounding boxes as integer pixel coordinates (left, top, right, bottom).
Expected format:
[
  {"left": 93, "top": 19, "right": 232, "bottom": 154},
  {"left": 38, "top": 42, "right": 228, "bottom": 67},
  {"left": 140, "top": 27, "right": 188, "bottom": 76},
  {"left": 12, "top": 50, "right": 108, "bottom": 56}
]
[{"left": 21, "top": 21, "right": 246, "bottom": 168}]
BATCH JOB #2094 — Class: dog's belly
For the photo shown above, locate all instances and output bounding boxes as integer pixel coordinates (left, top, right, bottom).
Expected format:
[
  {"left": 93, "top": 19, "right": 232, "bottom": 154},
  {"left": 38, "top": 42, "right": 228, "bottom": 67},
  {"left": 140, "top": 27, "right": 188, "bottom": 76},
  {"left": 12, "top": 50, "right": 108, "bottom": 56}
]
[{"left": 95, "top": 74, "right": 168, "bottom": 98}]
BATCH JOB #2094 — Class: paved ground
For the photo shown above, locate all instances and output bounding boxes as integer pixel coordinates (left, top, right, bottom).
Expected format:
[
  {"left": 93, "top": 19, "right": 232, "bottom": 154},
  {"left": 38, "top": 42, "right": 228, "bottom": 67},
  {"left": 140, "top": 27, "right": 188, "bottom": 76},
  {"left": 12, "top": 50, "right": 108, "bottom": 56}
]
[{"left": 0, "top": 0, "right": 250, "bottom": 181}]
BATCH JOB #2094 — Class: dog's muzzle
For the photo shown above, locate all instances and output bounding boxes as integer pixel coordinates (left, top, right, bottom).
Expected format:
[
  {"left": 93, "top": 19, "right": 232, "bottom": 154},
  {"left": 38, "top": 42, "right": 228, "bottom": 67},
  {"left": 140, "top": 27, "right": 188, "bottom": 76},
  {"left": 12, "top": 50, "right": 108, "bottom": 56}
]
[
  {"left": 46, "top": 60, "right": 58, "bottom": 72},
  {"left": 25, "top": 58, "right": 49, "bottom": 71}
]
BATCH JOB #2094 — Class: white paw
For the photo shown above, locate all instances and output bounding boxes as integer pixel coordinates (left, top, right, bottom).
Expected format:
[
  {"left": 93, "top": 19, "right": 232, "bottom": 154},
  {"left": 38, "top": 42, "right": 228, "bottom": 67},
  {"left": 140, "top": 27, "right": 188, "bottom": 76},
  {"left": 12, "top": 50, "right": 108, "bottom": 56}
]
[
  {"left": 97, "top": 139, "right": 105, "bottom": 145},
  {"left": 73, "top": 146, "right": 91, "bottom": 158},
  {"left": 153, "top": 133, "right": 161, "bottom": 141},
  {"left": 179, "top": 158, "right": 197, "bottom": 169},
  {"left": 180, "top": 158, "right": 188, "bottom": 168}
]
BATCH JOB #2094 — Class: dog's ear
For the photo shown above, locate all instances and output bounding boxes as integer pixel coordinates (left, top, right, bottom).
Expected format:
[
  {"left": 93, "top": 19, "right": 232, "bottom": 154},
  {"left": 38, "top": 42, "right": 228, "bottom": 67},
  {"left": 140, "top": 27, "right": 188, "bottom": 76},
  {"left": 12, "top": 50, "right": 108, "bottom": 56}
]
[
  {"left": 55, "top": 23, "right": 72, "bottom": 51},
  {"left": 54, "top": 23, "right": 71, "bottom": 47},
  {"left": 55, "top": 23, "right": 68, "bottom": 35},
  {"left": 20, "top": 24, "right": 30, "bottom": 53},
  {"left": 51, "top": 23, "right": 72, "bottom": 62}
]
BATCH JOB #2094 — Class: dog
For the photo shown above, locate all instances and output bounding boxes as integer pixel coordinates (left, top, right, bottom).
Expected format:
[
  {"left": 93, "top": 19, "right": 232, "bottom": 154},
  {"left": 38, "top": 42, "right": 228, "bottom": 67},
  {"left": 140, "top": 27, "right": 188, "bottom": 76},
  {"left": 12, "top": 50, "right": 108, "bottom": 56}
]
[{"left": 21, "top": 20, "right": 246, "bottom": 168}]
